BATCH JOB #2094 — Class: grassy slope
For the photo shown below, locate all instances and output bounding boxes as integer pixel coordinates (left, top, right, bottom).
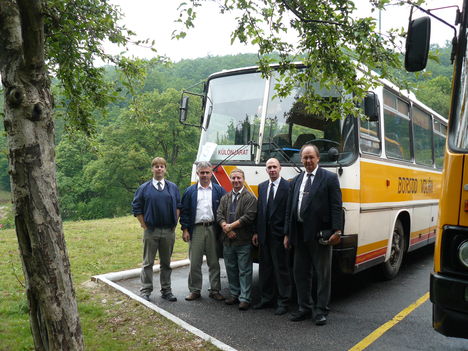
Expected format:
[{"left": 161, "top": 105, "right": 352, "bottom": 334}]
[{"left": 0, "top": 216, "right": 218, "bottom": 351}]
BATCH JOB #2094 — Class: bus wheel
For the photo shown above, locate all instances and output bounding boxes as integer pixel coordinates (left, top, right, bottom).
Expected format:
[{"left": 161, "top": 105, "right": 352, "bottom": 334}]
[{"left": 381, "top": 220, "right": 406, "bottom": 280}]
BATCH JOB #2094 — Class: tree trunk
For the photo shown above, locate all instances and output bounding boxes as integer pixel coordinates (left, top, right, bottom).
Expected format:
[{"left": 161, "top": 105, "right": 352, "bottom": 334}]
[{"left": 0, "top": 1, "right": 83, "bottom": 350}]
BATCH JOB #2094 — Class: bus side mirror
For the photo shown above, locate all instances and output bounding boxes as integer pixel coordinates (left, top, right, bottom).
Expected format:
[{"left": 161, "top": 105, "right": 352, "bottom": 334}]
[
  {"left": 364, "top": 92, "right": 380, "bottom": 122},
  {"left": 179, "top": 96, "right": 189, "bottom": 123},
  {"left": 405, "top": 16, "right": 431, "bottom": 72},
  {"left": 328, "top": 147, "right": 339, "bottom": 162}
]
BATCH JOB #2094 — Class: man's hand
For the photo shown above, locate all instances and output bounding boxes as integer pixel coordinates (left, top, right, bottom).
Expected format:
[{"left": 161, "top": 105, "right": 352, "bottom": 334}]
[
  {"left": 252, "top": 234, "right": 258, "bottom": 246},
  {"left": 222, "top": 222, "right": 233, "bottom": 234},
  {"left": 182, "top": 229, "right": 190, "bottom": 243},
  {"left": 136, "top": 215, "right": 147, "bottom": 230},
  {"left": 283, "top": 235, "right": 290, "bottom": 249},
  {"left": 328, "top": 232, "right": 341, "bottom": 246},
  {"left": 227, "top": 230, "right": 237, "bottom": 239}
]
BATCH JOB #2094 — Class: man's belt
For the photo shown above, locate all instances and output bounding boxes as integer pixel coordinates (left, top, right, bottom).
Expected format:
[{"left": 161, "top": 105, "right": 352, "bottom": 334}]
[{"left": 195, "top": 221, "right": 215, "bottom": 226}]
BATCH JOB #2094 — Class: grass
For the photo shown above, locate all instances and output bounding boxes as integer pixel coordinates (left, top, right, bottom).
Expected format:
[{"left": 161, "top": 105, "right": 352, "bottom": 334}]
[
  {"left": 0, "top": 216, "right": 219, "bottom": 351},
  {"left": 0, "top": 189, "right": 11, "bottom": 204}
]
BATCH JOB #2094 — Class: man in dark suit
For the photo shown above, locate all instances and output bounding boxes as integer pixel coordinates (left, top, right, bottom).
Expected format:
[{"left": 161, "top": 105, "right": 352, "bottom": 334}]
[
  {"left": 252, "top": 158, "right": 291, "bottom": 315},
  {"left": 180, "top": 161, "right": 226, "bottom": 302},
  {"left": 284, "top": 144, "right": 343, "bottom": 325}
]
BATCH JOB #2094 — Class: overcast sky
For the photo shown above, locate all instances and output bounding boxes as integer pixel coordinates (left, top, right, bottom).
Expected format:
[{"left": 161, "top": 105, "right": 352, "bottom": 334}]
[{"left": 108, "top": 0, "right": 462, "bottom": 61}]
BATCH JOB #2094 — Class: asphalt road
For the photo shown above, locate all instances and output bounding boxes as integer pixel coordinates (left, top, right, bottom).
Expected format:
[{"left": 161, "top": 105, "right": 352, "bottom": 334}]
[{"left": 117, "top": 246, "right": 468, "bottom": 351}]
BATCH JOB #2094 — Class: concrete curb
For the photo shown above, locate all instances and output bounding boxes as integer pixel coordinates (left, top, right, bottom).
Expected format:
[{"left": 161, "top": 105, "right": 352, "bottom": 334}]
[
  {"left": 92, "top": 259, "right": 237, "bottom": 351},
  {"left": 93, "top": 258, "right": 191, "bottom": 282}
]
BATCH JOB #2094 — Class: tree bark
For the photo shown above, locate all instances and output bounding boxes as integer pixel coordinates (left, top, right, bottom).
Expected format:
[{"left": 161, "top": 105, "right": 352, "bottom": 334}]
[{"left": 0, "top": 1, "right": 83, "bottom": 350}]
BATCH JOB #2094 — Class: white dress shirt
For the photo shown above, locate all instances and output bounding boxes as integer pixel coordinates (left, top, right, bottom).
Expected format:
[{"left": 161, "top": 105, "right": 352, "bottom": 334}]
[
  {"left": 266, "top": 177, "right": 281, "bottom": 202},
  {"left": 297, "top": 166, "right": 318, "bottom": 221},
  {"left": 152, "top": 178, "right": 166, "bottom": 190},
  {"left": 195, "top": 182, "right": 214, "bottom": 223}
]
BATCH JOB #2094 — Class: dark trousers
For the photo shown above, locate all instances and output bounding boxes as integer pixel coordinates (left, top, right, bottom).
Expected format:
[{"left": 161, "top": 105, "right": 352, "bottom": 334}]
[
  {"left": 293, "top": 226, "right": 332, "bottom": 317},
  {"left": 258, "top": 234, "right": 291, "bottom": 307}
]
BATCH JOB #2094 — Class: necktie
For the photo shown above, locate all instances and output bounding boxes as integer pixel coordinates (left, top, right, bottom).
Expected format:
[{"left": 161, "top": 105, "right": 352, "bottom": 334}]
[
  {"left": 299, "top": 174, "right": 313, "bottom": 216},
  {"left": 266, "top": 183, "right": 275, "bottom": 219},
  {"left": 228, "top": 192, "right": 238, "bottom": 223},
  {"left": 157, "top": 182, "right": 162, "bottom": 191}
]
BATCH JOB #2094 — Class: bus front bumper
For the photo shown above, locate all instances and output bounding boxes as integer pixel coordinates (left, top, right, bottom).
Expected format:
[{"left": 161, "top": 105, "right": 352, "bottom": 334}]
[{"left": 430, "top": 272, "right": 468, "bottom": 339}]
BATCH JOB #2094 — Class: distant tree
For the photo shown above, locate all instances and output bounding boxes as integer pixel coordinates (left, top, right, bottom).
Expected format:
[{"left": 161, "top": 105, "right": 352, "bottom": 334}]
[
  {"left": 143, "top": 54, "right": 260, "bottom": 93},
  {"left": 88, "top": 88, "right": 200, "bottom": 196},
  {"left": 56, "top": 88, "right": 199, "bottom": 221},
  {"left": 415, "top": 76, "right": 452, "bottom": 117}
]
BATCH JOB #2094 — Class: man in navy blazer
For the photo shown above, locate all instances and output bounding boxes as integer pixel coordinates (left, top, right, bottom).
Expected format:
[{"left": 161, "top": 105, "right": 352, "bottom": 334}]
[
  {"left": 252, "top": 158, "right": 291, "bottom": 315},
  {"left": 284, "top": 144, "right": 343, "bottom": 325},
  {"left": 180, "top": 161, "right": 226, "bottom": 301}
]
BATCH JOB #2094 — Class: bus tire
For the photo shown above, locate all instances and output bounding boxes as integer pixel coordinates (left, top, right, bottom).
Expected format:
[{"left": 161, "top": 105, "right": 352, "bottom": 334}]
[{"left": 380, "top": 219, "right": 406, "bottom": 280}]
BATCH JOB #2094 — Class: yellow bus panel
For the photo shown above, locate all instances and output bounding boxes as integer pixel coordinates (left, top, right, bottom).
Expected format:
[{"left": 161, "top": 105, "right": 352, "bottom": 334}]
[{"left": 460, "top": 155, "right": 468, "bottom": 227}]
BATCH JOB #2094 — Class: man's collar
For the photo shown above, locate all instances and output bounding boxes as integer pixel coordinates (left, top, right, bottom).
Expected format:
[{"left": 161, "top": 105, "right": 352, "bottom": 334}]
[
  {"left": 269, "top": 177, "right": 281, "bottom": 186},
  {"left": 306, "top": 166, "right": 319, "bottom": 176},
  {"left": 198, "top": 182, "right": 212, "bottom": 190},
  {"left": 232, "top": 186, "right": 244, "bottom": 195}
]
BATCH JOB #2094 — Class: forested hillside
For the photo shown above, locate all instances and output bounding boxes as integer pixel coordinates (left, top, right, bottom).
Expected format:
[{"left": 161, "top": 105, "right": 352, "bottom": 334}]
[{"left": 0, "top": 47, "right": 453, "bottom": 221}]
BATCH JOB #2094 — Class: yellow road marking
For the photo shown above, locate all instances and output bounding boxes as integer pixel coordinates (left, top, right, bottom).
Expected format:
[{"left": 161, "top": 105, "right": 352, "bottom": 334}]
[{"left": 348, "top": 292, "right": 430, "bottom": 351}]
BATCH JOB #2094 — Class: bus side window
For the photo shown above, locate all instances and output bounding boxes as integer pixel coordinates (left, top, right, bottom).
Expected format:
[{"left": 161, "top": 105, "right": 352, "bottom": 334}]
[
  {"left": 413, "top": 107, "right": 433, "bottom": 167},
  {"left": 434, "top": 120, "right": 446, "bottom": 169},
  {"left": 360, "top": 119, "right": 381, "bottom": 155},
  {"left": 383, "top": 90, "right": 411, "bottom": 161}
]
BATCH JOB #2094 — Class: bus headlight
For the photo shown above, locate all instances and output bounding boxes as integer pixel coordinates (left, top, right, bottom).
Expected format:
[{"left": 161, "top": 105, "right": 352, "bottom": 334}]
[{"left": 458, "top": 240, "right": 468, "bottom": 269}]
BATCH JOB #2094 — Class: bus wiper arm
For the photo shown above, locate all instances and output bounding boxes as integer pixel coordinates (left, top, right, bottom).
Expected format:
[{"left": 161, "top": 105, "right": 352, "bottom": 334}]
[
  {"left": 267, "top": 140, "right": 302, "bottom": 173},
  {"left": 213, "top": 141, "right": 257, "bottom": 172}
]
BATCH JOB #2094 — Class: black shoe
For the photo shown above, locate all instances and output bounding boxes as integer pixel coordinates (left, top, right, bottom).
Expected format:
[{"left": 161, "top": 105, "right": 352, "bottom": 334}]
[
  {"left": 289, "top": 310, "right": 311, "bottom": 322},
  {"left": 274, "top": 306, "right": 288, "bottom": 316},
  {"left": 161, "top": 292, "right": 177, "bottom": 302},
  {"left": 253, "top": 301, "right": 273, "bottom": 310},
  {"left": 315, "top": 314, "right": 327, "bottom": 326},
  {"left": 140, "top": 294, "right": 150, "bottom": 301}
]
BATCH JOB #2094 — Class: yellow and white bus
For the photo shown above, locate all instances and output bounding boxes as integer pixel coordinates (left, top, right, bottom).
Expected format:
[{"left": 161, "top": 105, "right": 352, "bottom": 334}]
[
  {"left": 405, "top": 0, "right": 468, "bottom": 338},
  {"left": 180, "top": 64, "right": 447, "bottom": 279}
]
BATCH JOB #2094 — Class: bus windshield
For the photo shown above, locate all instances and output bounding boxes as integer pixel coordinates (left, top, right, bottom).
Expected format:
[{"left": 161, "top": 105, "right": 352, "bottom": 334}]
[{"left": 198, "top": 70, "right": 357, "bottom": 166}]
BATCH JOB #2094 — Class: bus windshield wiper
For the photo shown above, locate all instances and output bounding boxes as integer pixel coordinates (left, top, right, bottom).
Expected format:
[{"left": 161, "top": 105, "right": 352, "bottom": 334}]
[{"left": 264, "top": 139, "right": 302, "bottom": 173}]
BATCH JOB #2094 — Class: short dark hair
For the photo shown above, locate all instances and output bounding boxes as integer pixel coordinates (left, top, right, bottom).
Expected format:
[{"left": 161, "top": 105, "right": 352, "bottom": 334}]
[{"left": 300, "top": 144, "right": 320, "bottom": 158}]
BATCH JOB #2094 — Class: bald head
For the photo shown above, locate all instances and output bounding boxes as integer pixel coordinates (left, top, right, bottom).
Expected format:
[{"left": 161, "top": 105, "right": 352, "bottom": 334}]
[{"left": 265, "top": 158, "right": 281, "bottom": 181}]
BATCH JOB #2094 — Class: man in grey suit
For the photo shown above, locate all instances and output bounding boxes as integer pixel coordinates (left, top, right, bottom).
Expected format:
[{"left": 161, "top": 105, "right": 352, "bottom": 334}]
[
  {"left": 284, "top": 144, "right": 343, "bottom": 325},
  {"left": 252, "top": 158, "right": 291, "bottom": 315}
]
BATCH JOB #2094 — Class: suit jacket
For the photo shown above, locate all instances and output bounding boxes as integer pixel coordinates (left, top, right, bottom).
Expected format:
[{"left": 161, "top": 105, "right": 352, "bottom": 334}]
[
  {"left": 179, "top": 182, "right": 226, "bottom": 239},
  {"left": 256, "top": 177, "right": 290, "bottom": 245},
  {"left": 217, "top": 189, "right": 257, "bottom": 246},
  {"left": 285, "top": 167, "right": 343, "bottom": 245}
]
